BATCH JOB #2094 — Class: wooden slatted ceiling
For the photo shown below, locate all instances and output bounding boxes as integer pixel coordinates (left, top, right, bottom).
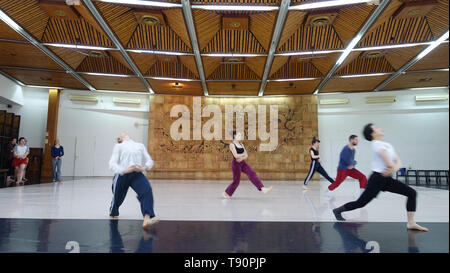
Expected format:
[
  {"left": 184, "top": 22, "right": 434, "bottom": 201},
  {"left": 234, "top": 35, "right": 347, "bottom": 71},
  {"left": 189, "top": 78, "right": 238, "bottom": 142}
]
[
  {"left": 49, "top": 46, "right": 88, "bottom": 70},
  {"left": 162, "top": 8, "right": 192, "bottom": 49},
  {"left": 202, "top": 56, "right": 222, "bottom": 78},
  {"left": 249, "top": 11, "right": 277, "bottom": 51},
  {"left": 310, "top": 52, "right": 340, "bottom": 75},
  {"left": 83, "top": 74, "right": 147, "bottom": 92},
  {"left": 76, "top": 56, "right": 134, "bottom": 74},
  {"left": 277, "top": 25, "right": 343, "bottom": 52},
  {"left": 202, "top": 29, "right": 266, "bottom": 53},
  {"left": 425, "top": 0, "right": 449, "bottom": 37},
  {"left": 179, "top": 55, "right": 199, "bottom": 77},
  {"left": 94, "top": 2, "right": 138, "bottom": 46},
  {"left": 321, "top": 75, "right": 390, "bottom": 92},
  {"left": 1, "top": 68, "right": 87, "bottom": 89},
  {"left": 127, "top": 24, "right": 192, "bottom": 52},
  {"left": 0, "top": 0, "right": 49, "bottom": 41},
  {"left": 192, "top": 0, "right": 280, "bottom": 4},
  {"left": 408, "top": 43, "right": 449, "bottom": 71},
  {"left": 129, "top": 52, "right": 157, "bottom": 75},
  {"left": 0, "top": 42, "right": 61, "bottom": 70},
  {"left": 381, "top": 71, "right": 449, "bottom": 90},
  {"left": 146, "top": 61, "right": 199, "bottom": 79},
  {"left": 270, "top": 60, "right": 323, "bottom": 79},
  {"left": 358, "top": 17, "right": 434, "bottom": 47},
  {"left": 277, "top": 11, "right": 307, "bottom": 51},
  {"left": 265, "top": 79, "right": 321, "bottom": 95},
  {"left": 363, "top": 0, "right": 404, "bottom": 37},
  {"left": 332, "top": 4, "right": 376, "bottom": 45},
  {"left": 207, "top": 63, "right": 260, "bottom": 80},
  {"left": 335, "top": 55, "right": 395, "bottom": 75},
  {"left": 383, "top": 45, "right": 425, "bottom": 70},
  {"left": 42, "top": 18, "right": 114, "bottom": 47},
  {"left": 148, "top": 80, "right": 204, "bottom": 96},
  {"left": 245, "top": 56, "right": 266, "bottom": 77},
  {"left": 0, "top": 20, "right": 26, "bottom": 40},
  {"left": 207, "top": 81, "right": 260, "bottom": 95},
  {"left": 192, "top": 10, "right": 222, "bottom": 51}
]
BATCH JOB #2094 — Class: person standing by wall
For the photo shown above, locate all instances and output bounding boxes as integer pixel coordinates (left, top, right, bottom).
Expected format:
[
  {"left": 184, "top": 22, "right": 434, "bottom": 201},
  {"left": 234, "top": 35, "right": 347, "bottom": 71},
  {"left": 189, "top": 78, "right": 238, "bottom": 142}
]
[
  {"left": 303, "top": 137, "right": 335, "bottom": 190},
  {"left": 6, "top": 138, "right": 16, "bottom": 186},
  {"left": 12, "top": 137, "right": 29, "bottom": 186},
  {"left": 51, "top": 139, "right": 64, "bottom": 182}
]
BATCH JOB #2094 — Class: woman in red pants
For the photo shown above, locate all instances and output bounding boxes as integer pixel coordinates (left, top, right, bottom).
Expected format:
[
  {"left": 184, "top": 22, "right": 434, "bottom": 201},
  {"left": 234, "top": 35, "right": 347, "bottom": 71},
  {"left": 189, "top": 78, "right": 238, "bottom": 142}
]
[{"left": 223, "top": 131, "right": 273, "bottom": 199}]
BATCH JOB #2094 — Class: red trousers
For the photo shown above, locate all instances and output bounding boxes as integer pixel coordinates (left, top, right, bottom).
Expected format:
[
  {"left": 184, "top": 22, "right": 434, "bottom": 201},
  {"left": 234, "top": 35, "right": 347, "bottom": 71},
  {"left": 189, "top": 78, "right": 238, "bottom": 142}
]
[{"left": 328, "top": 168, "right": 367, "bottom": 191}]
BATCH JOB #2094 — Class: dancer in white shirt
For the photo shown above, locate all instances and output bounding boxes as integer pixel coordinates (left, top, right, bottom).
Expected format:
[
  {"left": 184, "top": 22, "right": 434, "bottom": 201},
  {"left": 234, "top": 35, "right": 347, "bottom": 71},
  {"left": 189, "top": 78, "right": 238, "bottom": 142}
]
[
  {"left": 333, "top": 124, "right": 428, "bottom": 232},
  {"left": 108, "top": 132, "right": 158, "bottom": 229}
]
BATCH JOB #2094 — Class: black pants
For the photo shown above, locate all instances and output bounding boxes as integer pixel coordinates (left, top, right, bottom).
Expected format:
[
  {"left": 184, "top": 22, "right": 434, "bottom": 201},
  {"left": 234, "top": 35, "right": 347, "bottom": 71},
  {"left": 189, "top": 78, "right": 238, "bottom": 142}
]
[
  {"left": 342, "top": 172, "right": 417, "bottom": 212},
  {"left": 304, "top": 161, "right": 334, "bottom": 185}
]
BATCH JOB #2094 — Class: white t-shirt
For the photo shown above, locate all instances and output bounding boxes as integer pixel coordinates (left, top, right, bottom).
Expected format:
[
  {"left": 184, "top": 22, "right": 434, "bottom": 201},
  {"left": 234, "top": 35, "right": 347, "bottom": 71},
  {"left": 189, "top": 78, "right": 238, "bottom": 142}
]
[
  {"left": 14, "top": 145, "right": 29, "bottom": 157},
  {"left": 108, "top": 139, "right": 154, "bottom": 175},
  {"left": 371, "top": 140, "right": 396, "bottom": 173}
]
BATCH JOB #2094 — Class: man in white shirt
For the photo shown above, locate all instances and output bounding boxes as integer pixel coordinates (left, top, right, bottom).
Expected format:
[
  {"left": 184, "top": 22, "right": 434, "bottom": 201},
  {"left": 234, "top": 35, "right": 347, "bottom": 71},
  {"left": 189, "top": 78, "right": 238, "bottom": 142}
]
[
  {"left": 332, "top": 124, "right": 428, "bottom": 232},
  {"left": 109, "top": 132, "right": 159, "bottom": 229}
]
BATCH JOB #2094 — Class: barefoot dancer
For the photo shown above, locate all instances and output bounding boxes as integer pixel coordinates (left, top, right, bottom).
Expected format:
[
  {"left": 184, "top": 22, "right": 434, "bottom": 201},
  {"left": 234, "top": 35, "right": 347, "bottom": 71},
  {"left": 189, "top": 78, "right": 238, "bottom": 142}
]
[
  {"left": 223, "top": 131, "right": 273, "bottom": 199},
  {"left": 109, "top": 132, "right": 159, "bottom": 230},
  {"left": 303, "top": 137, "right": 334, "bottom": 190},
  {"left": 333, "top": 124, "right": 428, "bottom": 232}
]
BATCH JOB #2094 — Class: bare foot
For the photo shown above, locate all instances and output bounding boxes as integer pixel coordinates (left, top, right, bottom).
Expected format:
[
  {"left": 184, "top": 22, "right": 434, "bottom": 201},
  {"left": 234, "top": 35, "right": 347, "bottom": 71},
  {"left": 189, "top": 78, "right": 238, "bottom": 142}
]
[
  {"left": 262, "top": 186, "right": 273, "bottom": 195},
  {"left": 222, "top": 192, "right": 231, "bottom": 199},
  {"left": 302, "top": 185, "right": 309, "bottom": 190},
  {"left": 143, "top": 216, "right": 159, "bottom": 230},
  {"left": 109, "top": 216, "right": 118, "bottom": 219},
  {"left": 407, "top": 223, "right": 429, "bottom": 232}
]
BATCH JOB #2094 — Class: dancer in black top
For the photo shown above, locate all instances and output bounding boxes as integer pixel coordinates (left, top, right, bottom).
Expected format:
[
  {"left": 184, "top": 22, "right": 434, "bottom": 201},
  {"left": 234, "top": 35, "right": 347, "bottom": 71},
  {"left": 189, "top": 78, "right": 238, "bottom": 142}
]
[{"left": 303, "top": 137, "right": 334, "bottom": 190}]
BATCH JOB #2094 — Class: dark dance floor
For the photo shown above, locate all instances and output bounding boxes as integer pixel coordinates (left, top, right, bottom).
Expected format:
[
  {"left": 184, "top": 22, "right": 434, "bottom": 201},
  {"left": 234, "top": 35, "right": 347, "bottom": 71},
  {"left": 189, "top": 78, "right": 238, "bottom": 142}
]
[{"left": 0, "top": 218, "right": 447, "bottom": 253}]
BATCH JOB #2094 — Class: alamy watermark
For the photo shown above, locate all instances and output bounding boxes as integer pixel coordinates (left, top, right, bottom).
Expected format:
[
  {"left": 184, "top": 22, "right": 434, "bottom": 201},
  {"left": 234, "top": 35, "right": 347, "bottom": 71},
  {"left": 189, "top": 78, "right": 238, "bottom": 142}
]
[{"left": 169, "top": 97, "right": 279, "bottom": 151}]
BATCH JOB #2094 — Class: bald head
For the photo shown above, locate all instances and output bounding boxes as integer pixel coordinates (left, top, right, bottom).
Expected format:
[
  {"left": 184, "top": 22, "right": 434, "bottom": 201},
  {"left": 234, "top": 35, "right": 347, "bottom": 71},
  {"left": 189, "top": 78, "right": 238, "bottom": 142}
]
[{"left": 120, "top": 132, "right": 130, "bottom": 141}]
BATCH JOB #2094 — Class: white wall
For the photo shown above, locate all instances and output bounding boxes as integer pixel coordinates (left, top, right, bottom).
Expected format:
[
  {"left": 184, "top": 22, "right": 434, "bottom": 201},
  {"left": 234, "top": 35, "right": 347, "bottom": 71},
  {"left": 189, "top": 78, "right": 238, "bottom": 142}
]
[
  {"left": 0, "top": 86, "right": 48, "bottom": 148},
  {"left": 57, "top": 90, "right": 150, "bottom": 177},
  {"left": 0, "top": 73, "right": 24, "bottom": 106},
  {"left": 318, "top": 87, "right": 449, "bottom": 178}
]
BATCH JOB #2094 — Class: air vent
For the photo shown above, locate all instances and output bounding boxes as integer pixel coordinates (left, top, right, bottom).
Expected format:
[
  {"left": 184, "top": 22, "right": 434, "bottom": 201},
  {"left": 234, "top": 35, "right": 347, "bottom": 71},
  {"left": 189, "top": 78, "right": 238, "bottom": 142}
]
[
  {"left": 39, "top": 0, "right": 80, "bottom": 20},
  {"left": 113, "top": 98, "right": 141, "bottom": 104},
  {"left": 222, "top": 17, "right": 249, "bottom": 30},
  {"left": 305, "top": 12, "right": 337, "bottom": 27},
  {"left": 394, "top": 0, "right": 438, "bottom": 19},
  {"left": 69, "top": 95, "right": 98, "bottom": 102},
  {"left": 141, "top": 15, "right": 160, "bottom": 26},
  {"left": 319, "top": 98, "right": 349, "bottom": 105},
  {"left": 365, "top": 96, "right": 396, "bottom": 104},
  {"left": 311, "top": 16, "right": 331, "bottom": 27},
  {"left": 88, "top": 51, "right": 108, "bottom": 58},
  {"left": 362, "top": 51, "right": 384, "bottom": 58},
  {"left": 40, "top": 76, "right": 52, "bottom": 81},
  {"left": 221, "top": 57, "right": 244, "bottom": 64},
  {"left": 134, "top": 11, "right": 166, "bottom": 26},
  {"left": 415, "top": 95, "right": 448, "bottom": 102}
]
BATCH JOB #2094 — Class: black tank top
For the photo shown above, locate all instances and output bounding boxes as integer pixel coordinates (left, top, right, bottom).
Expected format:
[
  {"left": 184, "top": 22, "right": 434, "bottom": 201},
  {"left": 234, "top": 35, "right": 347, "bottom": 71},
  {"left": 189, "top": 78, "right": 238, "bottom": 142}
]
[{"left": 232, "top": 143, "right": 244, "bottom": 157}]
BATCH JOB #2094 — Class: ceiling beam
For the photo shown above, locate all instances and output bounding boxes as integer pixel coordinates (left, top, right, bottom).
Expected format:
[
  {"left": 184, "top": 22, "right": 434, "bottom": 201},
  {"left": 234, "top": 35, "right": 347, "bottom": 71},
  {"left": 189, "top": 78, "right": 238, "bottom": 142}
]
[
  {"left": 0, "top": 8, "right": 96, "bottom": 91},
  {"left": 181, "top": 0, "right": 209, "bottom": 96},
  {"left": 313, "top": 0, "right": 390, "bottom": 94},
  {"left": 82, "top": 0, "right": 154, "bottom": 94},
  {"left": 0, "top": 69, "right": 25, "bottom": 86},
  {"left": 258, "top": 0, "right": 290, "bottom": 97},
  {"left": 374, "top": 30, "right": 449, "bottom": 91}
]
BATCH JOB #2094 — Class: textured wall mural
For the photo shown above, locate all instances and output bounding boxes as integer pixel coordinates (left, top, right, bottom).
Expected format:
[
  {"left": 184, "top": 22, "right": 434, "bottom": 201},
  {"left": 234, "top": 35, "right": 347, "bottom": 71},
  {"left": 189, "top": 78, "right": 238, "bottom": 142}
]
[{"left": 148, "top": 95, "right": 318, "bottom": 180}]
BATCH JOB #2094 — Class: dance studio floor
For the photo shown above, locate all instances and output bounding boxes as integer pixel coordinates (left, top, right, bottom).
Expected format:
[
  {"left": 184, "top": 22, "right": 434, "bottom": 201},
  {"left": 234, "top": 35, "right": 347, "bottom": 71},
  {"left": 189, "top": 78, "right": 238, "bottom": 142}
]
[{"left": 0, "top": 178, "right": 448, "bottom": 253}]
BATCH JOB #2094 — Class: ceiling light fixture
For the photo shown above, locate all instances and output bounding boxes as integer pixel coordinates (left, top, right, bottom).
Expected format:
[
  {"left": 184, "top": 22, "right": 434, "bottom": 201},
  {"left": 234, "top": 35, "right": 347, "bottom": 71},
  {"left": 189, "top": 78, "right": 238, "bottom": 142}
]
[
  {"left": 290, "top": 0, "right": 373, "bottom": 10},
  {"left": 127, "top": 49, "right": 194, "bottom": 56},
  {"left": 45, "top": 43, "right": 115, "bottom": 51},
  {"left": 98, "top": 0, "right": 181, "bottom": 8},
  {"left": 191, "top": 5, "right": 278, "bottom": 11}
]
